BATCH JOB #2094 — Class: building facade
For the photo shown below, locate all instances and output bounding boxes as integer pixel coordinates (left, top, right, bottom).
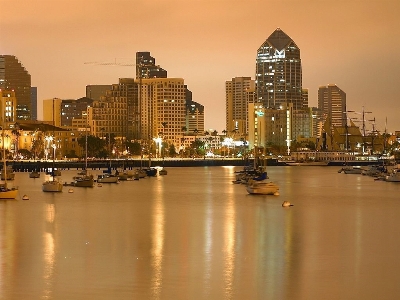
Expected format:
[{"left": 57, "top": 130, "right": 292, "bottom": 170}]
[
  {"left": 136, "top": 52, "right": 167, "bottom": 79},
  {"left": 61, "top": 97, "right": 93, "bottom": 127},
  {"left": 0, "top": 55, "right": 32, "bottom": 120},
  {"left": 86, "top": 85, "right": 112, "bottom": 101},
  {"left": 225, "top": 77, "right": 255, "bottom": 137},
  {"left": 31, "top": 87, "right": 37, "bottom": 120},
  {"left": 186, "top": 99, "right": 204, "bottom": 134},
  {"left": 140, "top": 77, "right": 186, "bottom": 149},
  {"left": 0, "top": 90, "right": 17, "bottom": 125},
  {"left": 318, "top": 84, "right": 346, "bottom": 128},
  {"left": 43, "top": 98, "right": 62, "bottom": 126}
]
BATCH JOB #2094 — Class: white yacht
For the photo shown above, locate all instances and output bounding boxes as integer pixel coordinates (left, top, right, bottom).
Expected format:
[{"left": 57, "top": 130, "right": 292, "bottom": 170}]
[{"left": 42, "top": 178, "right": 63, "bottom": 192}]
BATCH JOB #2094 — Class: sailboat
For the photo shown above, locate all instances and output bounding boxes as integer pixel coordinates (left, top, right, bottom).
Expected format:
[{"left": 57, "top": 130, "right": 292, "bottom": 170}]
[
  {"left": 42, "top": 99, "right": 63, "bottom": 192},
  {"left": 0, "top": 119, "right": 18, "bottom": 199},
  {"left": 245, "top": 146, "right": 279, "bottom": 195},
  {"left": 73, "top": 124, "right": 94, "bottom": 187}
]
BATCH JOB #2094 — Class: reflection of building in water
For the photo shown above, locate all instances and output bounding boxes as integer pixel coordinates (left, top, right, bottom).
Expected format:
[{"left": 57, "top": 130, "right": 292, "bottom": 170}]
[
  {"left": 43, "top": 203, "right": 55, "bottom": 299},
  {"left": 223, "top": 196, "right": 236, "bottom": 297},
  {"left": 151, "top": 181, "right": 165, "bottom": 297}
]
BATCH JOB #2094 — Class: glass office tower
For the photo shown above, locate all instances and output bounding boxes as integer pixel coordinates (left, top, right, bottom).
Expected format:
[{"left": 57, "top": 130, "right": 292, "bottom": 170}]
[{"left": 255, "top": 28, "right": 303, "bottom": 110}]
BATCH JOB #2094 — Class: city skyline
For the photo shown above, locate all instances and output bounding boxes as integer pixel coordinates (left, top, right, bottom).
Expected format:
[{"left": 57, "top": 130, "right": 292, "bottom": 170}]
[{"left": 1, "top": 0, "right": 399, "bottom": 134}]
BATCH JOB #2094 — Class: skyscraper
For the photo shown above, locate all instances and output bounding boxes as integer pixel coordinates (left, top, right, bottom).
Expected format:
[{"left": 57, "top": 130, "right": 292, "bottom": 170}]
[
  {"left": 31, "top": 87, "right": 37, "bottom": 120},
  {"left": 255, "top": 28, "right": 302, "bottom": 110},
  {"left": 0, "top": 55, "right": 32, "bottom": 120},
  {"left": 61, "top": 97, "right": 93, "bottom": 127},
  {"left": 225, "top": 77, "right": 255, "bottom": 136},
  {"left": 318, "top": 84, "right": 346, "bottom": 128},
  {"left": 136, "top": 52, "right": 167, "bottom": 79},
  {"left": 185, "top": 86, "right": 204, "bottom": 133}
]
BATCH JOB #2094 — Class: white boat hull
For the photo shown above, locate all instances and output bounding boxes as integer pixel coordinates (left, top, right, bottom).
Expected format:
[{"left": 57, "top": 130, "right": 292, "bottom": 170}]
[
  {"left": 42, "top": 180, "right": 63, "bottom": 192},
  {"left": 246, "top": 181, "right": 280, "bottom": 195}
]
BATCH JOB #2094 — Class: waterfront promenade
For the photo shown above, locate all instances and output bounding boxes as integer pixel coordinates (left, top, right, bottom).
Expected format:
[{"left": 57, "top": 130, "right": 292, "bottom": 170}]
[{"left": 8, "top": 157, "right": 286, "bottom": 172}]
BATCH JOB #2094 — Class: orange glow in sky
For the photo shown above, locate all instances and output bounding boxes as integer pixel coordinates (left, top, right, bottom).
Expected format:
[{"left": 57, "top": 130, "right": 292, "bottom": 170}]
[{"left": 1, "top": 0, "right": 400, "bottom": 133}]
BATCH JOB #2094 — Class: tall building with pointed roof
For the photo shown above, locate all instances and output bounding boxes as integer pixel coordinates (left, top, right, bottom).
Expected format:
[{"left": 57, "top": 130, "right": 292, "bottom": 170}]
[{"left": 255, "top": 28, "right": 303, "bottom": 110}]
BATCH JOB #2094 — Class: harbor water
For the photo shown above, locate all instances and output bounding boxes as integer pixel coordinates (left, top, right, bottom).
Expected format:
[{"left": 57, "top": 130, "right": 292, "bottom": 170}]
[{"left": 1, "top": 166, "right": 400, "bottom": 300}]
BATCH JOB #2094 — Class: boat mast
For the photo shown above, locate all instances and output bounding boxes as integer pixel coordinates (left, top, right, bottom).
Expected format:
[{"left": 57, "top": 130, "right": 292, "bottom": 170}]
[
  {"left": 2, "top": 117, "right": 7, "bottom": 188},
  {"left": 52, "top": 98, "right": 56, "bottom": 180},
  {"left": 85, "top": 117, "right": 88, "bottom": 170}
]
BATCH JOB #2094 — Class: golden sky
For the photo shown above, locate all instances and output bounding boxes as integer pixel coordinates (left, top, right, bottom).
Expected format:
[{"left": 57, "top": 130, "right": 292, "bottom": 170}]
[{"left": 1, "top": 0, "right": 400, "bottom": 133}]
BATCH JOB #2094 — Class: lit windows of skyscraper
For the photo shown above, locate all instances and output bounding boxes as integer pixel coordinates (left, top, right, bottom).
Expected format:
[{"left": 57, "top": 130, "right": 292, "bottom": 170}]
[
  {"left": 225, "top": 77, "right": 255, "bottom": 136},
  {"left": 136, "top": 52, "right": 167, "bottom": 79},
  {"left": 318, "top": 84, "right": 346, "bottom": 128},
  {"left": 0, "top": 55, "right": 32, "bottom": 120},
  {"left": 255, "top": 28, "right": 302, "bottom": 110}
]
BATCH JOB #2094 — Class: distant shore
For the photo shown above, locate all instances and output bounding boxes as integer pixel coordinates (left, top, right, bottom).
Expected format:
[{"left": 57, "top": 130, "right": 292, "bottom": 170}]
[
  {"left": 8, "top": 158, "right": 286, "bottom": 172},
  {"left": 5, "top": 157, "right": 389, "bottom": 172}
]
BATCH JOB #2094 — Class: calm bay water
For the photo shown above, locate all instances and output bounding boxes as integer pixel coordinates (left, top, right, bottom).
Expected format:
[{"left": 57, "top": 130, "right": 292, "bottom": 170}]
[{"left": 1, "top": 166, "right": 400, "bottom": 300}]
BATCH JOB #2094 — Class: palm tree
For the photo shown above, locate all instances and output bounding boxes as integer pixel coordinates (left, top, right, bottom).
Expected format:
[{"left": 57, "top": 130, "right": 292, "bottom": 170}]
[
  {"left": 212, "top": 130, "right": 219, "bottom": 156},
  {"left": 11, "top": 123, "right": 20, "bottom": 160},
  {"left": 192, "top": 129, "right": 199, "bottom": 156},
  {"left": 207, "top": 136, "right": 213, "bottom": 155},
  {"left": 193, "top": 128, "right": 199, "bottom": 140},
  {"left": 180, "top": 126, "right": 187, "bottom": 157},
  {"left": 181, "top": 126, "right": 187, "bottom": 136}
]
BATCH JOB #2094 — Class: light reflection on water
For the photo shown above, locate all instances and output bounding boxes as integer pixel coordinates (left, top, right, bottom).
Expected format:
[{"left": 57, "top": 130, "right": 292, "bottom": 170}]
[{"left": 0, "top": 166, "right": 399, "bottom": 300}]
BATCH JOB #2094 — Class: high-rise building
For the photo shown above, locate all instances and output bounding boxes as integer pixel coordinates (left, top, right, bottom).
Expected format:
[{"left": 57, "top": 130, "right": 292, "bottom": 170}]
[
  {"left": 186, "top": 100, "right": 204, "bottom": 133},
  {"left": 255, "top": 28, "right": 303, "bottom": 110},
  {"left": 0, "top": 90, "right": 17, "bottom": 124},
  {"left": 136, "top": 52, "right": 167, "bottom": 79},
  {"left": 31, "top": 87, "right": 37, "bottom": 120},
  {"left": 185, "top": 86, "right": 204, "bottom": 133},
  {"left": 140, "top": 78, "right": 186, "bottom": 148},
  {"left": 60, "top": 97, "right": 93, "bottom": 127},
  {"left": 225, "top": 77, "right": 255, "bottom": 137},
  {"left": 86, "top": 85, "right": 112, "bottom": 101},
  {"left": 43, "top": 98, "right": 62, "bottom": 126},
  {"left": 0, "top": 55, "right": 32, "bottom": 120},
  {"left": 318, "top": 84, "right": 346, "bottom": 128}
]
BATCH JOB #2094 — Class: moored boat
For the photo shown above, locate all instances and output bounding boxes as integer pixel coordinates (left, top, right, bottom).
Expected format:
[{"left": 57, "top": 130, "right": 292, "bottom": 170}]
[
  {"left": 42, "top": 177, "right": 63, "bottom": 192},
  {"left": 385, "top": 168, "right": 400, "bottom": 182},
  {"left": 246, "top": 178, "right": 280, "bottom": 195},
  {"left": 73, "top": 174, "right": 94, "bottom": 187},
  {"left": 97, "top": 173, "right": 119, "bottom": 183},
  {"left": 1, "top": 166, "right": 15, "bottom": 180},
  {"left": 29, "top": 170, "right": 40, "bottom": 178},
  {"left": 159, "top": 168, "right": 167, "bottom": 175},
  {"left": 340, "top": 166, "right": 362, "bottom": 174}
]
